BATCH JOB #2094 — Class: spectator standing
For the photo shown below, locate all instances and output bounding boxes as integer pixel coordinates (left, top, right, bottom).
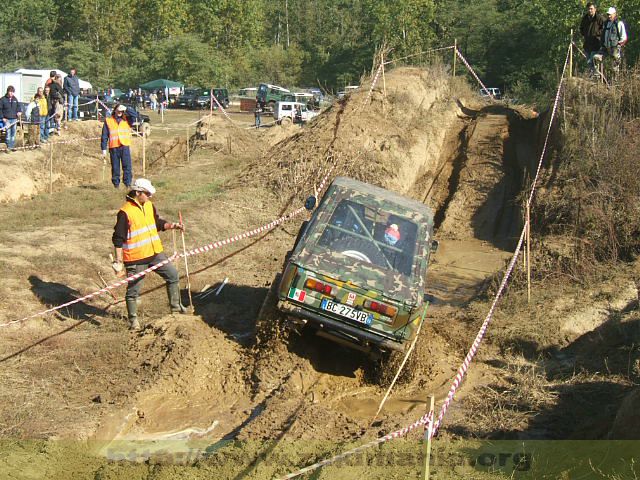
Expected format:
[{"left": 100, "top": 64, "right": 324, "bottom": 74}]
[
  {"left": 44, "top": 70, "right": 56, "bottom": 87},
  {"left": 34, "top": 87, "right": 48, "bottom": 143},
  {"left": 254, "top": 101, "right": 262, "bottom": 129},
  {"left": 101, "top": 104, "right": 133, "bottom": 189},
  {"left": 149, "top": 91, "right": 158, "bottom": 111},
  {"left": 43, "top": 85, "right": 54, "bottom": 137},
  {"left": 0, "top": 86, "right": 22, "bottom": 152},
  {"left": 157, "top": 89, "right": 165, "bottom": 114},
  {"left": 63, "top": 68, "right": 81, "bottom": 121},
  {"left": 49, "top": 75, "right": 64, "bottom": 134},
  {"left": 594, "top": 7, "right": 628, "bottom": 73},
  {"left": 25, "top": 95, "right": 41, "bottom": 148},
  {"left": 580, "top": 3, "right": 604, "bottom": 74}
]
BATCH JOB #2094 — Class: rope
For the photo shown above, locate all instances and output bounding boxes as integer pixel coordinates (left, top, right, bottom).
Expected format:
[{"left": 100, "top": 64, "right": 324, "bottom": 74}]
[
  {"left": 279, "top": 41, "right": 573, "bottom": 479},
  {"left": 431, "top": 42, "right": 572, "bottom": 437},
  {"left": 455, "top": 48, "right": 494, "bottom": 98},
  {"left": 0, "top": 162, "right": 337, "bottom": 329}
]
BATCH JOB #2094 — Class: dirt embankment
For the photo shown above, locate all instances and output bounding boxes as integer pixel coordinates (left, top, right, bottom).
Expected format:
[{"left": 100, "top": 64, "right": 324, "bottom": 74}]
[{"left": 4, "top": 64, "right": 636, "bottom": 480}]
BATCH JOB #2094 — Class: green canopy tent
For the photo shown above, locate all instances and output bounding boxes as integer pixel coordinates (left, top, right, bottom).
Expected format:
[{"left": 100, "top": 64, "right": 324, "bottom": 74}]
[{"left": 139, "top": 79, "right": 184, "bottom": 90}]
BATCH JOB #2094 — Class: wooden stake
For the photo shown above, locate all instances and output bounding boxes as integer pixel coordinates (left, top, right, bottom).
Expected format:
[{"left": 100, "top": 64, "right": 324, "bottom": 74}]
[
  {"left": 380, "top": 52, "right": 387, "bottom": 100},
  {"left": 227, "top": 135, "right": 231, "bottom": 154},
  {"left": 526, "top": 203, "right": 531, "bottom": 304},
  {"left": 186, "top": 126, "right": 189, "bottom": 163},
  {"left": 49, "top": 141, "right": 53, "bottom": 194},
  {"left": 423, "top": 395, "right": 435, "bottom": 480},
  {"left": 179, "top": 212, "right": 194, "bottom": 311},
  {"left": 453, "top": 39, "right": 457, "bottom": 77},
  {"left": 569, "top": 30, "right": 574, "bottom": 78},
  {"left": 142, "top": 130, "right": 146, "bottom": 176}
]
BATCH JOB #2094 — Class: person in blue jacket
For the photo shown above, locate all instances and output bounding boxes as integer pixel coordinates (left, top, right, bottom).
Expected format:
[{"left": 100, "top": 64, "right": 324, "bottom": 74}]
[{"left": 0, "top": 86, "right": 22, "bottom": 152}]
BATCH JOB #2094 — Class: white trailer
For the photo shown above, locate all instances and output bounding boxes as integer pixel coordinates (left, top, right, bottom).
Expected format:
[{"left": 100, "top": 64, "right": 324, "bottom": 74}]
[{"left": 0, "top": 72, "right": 41, "bottom": 103}]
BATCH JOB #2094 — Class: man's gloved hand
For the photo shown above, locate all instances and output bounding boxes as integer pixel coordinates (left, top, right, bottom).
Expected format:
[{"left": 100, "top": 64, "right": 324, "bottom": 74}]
[{"left": 102, "top": 150, "right": 107, "bottom": 156}]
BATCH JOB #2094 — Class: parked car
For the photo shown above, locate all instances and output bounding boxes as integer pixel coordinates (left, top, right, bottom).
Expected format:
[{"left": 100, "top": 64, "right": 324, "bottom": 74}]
[
  {"left": 262, "top": 177, "right": 438, "bottom": 355},
  {"left": 273, "top": 101, "right": 318, "bottom": 124},
  {"left": 176, "top": 88, "right": 201, "bottom": 109},
  {"left": 213, "top": 88, "right": 229, "bottom": 109},
  {"left": 479, "top": 87, "right": 502, "bottom": 99}
]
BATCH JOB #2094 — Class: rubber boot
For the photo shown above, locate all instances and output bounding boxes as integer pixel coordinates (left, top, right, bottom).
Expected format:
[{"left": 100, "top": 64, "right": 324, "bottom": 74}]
[
  {"left": 167, "top": 283, "right": 188, "bottom": 314},
  {"left": 126, "top": 298, "right": 141, "bottom": 330}
]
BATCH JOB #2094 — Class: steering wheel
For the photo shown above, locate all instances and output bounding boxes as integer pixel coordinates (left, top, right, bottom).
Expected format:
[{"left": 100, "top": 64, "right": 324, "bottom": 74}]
[{"left": 341, "top": 250, "right": 372, "bottom": 263}]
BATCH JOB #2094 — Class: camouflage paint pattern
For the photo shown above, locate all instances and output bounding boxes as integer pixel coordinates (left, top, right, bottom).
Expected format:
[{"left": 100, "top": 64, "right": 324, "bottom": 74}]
[{"left": 277, "top": 177, "right": 436, "bottom": 349}]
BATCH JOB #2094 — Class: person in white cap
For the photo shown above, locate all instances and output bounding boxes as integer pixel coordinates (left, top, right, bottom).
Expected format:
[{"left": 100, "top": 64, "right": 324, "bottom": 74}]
[
  {"left": 101, "top": 103, "right": 133, "bottom": 189},
  {"left": 593, "top": 7, "right": 627, "bottom": 73},
  {"left": 112, "top": 178, "right": 187, "bottom": 330}
]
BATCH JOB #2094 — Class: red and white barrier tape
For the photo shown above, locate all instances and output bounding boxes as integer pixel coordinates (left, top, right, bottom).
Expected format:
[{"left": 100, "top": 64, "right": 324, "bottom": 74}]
[
  {"left": 1, "top": 158, "right": 337, "bottom": 329},
  {"left": 358, "top": 61, "right": 385, "bottom": 111},
  {"left": 455, "top": 48, "right": 493, "bottom": 98},
  {"left": 279, "top": 42, "right": 572, "bottom": 480},
  {"left": 211, "top": 94, "right": 234, "bottom": 123},
  {"left": 277, "top": 412, "right": 433, "bottom": 480},
  {"left": 430, "top": 43, "right": 571, "bottom": 437},
  {"left": 0, "top": 206, "right": 307, "bottom": 328},
  {"left": 7, "top": 136, "right": 102, "bottom": 152}
]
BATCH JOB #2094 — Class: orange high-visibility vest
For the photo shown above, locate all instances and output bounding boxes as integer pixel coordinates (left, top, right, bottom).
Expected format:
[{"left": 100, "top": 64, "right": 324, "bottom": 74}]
[
  {"left": 106, "top": 116, "right": 132, "bottom": 148},
  {"left": 120, "top": 200, "right": 163, "bottom": 263}
]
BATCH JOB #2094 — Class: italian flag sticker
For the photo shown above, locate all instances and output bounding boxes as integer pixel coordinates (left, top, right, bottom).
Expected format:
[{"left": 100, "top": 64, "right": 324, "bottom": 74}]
[{"left": 288, "top": 288, "right": 306, "bottom": 302}]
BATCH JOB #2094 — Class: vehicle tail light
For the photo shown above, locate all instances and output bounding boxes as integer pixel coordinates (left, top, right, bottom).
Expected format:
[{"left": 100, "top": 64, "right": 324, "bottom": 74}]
[
  {"left": 364, "top": 299, "right": 398, "bottom": 318},
  {"left": 305, "top": 278, "right": 334, "bottom": 296}
]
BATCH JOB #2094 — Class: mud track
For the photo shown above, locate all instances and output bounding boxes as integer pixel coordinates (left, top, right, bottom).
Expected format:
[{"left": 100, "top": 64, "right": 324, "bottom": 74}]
[{"left": 0, "top": 67, "right": 564, "bottom": 478}]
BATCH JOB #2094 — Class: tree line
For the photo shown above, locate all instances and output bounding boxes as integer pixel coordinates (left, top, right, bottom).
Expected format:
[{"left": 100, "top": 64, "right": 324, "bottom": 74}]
[{"left": 1, "top": 0, "right": 637, "bottom": 100}]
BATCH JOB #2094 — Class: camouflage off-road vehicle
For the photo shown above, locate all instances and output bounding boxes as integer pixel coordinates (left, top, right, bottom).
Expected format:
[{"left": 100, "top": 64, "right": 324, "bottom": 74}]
[{"left": 273, "top": 177, "right": 438, "bottom": 354}]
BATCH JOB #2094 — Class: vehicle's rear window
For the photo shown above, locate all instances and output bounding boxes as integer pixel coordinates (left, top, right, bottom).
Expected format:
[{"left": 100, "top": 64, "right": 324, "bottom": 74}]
[{"left": 317, "top": 199, "right": 418, "bottom": 276}]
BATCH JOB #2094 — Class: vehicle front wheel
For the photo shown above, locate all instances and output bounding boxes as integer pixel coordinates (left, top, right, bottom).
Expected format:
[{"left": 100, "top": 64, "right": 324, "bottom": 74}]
[{"left": 141, "top": 123, "right": 151, "bottom": 137}]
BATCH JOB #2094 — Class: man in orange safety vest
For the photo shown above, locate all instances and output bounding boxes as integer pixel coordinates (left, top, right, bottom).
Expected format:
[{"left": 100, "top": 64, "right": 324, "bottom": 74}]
[
  {"left": 112, "top": 178, "right": 187, "bottom": 330},
  {"left": 101, "top": 104, "right": 133, "bottom": 188}
]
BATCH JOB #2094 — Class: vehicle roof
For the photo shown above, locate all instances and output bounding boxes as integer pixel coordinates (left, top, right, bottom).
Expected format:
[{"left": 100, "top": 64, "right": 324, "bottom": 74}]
[
  {"left": 276, "top": 101, "right": 308, "bottom": 107},
  {"left": 290, "top": 177, "right": 434, "bottom": 302},
  {"left": 331, "top": 177, "right": 435, "bottom": 220},
  {"left": 260, "top": 83, "right": 290, "bottom": 92}
]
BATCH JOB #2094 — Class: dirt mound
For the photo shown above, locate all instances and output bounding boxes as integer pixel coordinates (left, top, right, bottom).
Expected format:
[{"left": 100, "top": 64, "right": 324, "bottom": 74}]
[
  {"left": 242, "top": 65, "right": 478, "bottom": 201},
  {"left": 193, "top": 114, "right": 262, "bottom": 156}
]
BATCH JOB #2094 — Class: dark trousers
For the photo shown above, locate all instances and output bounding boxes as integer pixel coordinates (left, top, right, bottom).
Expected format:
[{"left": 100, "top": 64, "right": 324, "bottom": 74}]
[
  {"left": 125, "top": 253, "right": 179, "bottom": 300},
  {"left": 109, "top": 146, "right": 132, "bottom": 188}
]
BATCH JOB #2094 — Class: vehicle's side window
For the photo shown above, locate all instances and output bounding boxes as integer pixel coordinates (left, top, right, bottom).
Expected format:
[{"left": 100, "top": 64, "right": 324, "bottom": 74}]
[{"left": 283, "top": 105, "right": 292, "bottom": 111}]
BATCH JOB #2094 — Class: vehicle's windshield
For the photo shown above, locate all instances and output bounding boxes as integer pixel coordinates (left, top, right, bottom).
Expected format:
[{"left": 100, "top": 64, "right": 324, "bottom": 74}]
[{"left": 317, "top": 199, "right": 418, "bottom": 276}]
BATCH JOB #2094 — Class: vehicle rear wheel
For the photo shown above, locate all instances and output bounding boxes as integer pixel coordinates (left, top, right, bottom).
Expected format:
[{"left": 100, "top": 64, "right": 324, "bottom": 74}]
[
  {"left": 281, "top": 116, "right": 292, "bottom": 125},
  {"left": 141, "top": 122, "right": 151, "bottom": 137}
]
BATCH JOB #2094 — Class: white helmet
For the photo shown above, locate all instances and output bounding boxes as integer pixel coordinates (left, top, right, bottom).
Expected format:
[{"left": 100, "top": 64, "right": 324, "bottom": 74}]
[{"left": 132, "top": 178, "right": 156, "bottom": 196}]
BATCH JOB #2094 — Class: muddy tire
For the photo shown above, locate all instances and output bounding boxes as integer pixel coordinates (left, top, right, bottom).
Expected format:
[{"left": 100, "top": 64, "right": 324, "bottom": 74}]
[{"left": 141, "top": 122, "right": 151, "bottom": 137}]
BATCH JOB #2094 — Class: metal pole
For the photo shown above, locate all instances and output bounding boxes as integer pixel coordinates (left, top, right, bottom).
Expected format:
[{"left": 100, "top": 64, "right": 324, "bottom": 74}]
[
  {"left": 569, "top": 30, "right": 574, "bottom": 78},
  {"left": 453, "top": 39, "right": 457, "bottom": 77},
  {"left": 423, "top": 395, "right": 435, "bottom": 480}
]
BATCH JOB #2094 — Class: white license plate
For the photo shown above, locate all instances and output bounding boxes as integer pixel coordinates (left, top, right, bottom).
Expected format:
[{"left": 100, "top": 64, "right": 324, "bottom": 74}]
[{"left": 321, "top": 299, "right": 372, "bottom": 325}]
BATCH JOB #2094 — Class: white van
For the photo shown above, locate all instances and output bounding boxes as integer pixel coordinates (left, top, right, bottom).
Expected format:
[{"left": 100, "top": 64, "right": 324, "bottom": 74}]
[{"left": 274, "top": 101, "right": 318, "bottom": 124}]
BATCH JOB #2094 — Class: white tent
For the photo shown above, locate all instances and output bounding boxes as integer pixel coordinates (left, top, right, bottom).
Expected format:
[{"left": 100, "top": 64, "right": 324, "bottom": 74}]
[{"left": 14, "top": 68, "right": 93, "bottom": 91}]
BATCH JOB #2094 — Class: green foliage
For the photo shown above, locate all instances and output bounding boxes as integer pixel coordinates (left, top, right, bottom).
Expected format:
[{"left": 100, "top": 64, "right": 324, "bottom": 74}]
[{"left": 0, "top": 0, "right": 636, "bottom": 99}]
